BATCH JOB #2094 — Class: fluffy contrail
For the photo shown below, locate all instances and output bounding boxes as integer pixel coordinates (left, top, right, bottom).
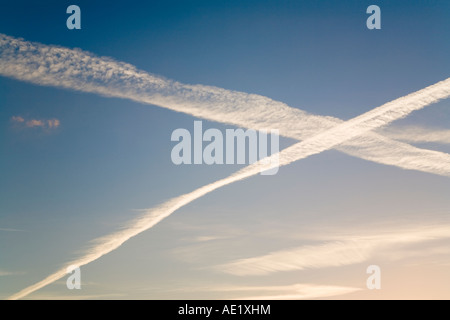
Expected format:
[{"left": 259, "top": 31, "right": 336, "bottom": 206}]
[
  {"left": 9, "top": 78, "right": 450, "bottom": 300},
  {"left": 1, "top": 33, "right": 450, "bottom": 176},
  {"left": 384, "top": 126, "right": 450, "bottom": 144}
]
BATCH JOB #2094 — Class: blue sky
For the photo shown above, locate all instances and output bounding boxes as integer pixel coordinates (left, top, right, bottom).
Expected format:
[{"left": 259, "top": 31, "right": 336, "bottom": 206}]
[{"left": 1, "top": 0, "right": 450, "bottom": 299}]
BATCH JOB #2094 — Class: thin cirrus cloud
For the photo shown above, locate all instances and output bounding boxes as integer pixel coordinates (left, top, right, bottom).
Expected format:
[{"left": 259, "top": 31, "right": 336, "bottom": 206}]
[
  {"left": 1, "top": 33, "right": 450, "bottom": 177},
  {"left": 183, "top": 283, "right": 361, "bottom": 300},
  {"left": 232, "top": 284, "right": 361, "bottom": 300},
  {"left": 7, "top": 74, "right": 449, "bottom": 299},
  {"left": 0, "top": 270, "right": 13, "bottom": 277},
  {"left": 192, "top": 236, "right": 230, "bottom": 242},
  {"left": 0, "top": 270, "right": 24, "bottom": 277},
  {"left": 216, "top": 224, "right": 450, "bottom": 276},
  {"left": 11, "top": 115, "right": 60, "bottom": 130},
  {"left": 0, "top": 227, "right": 24, "bottom": 232},
  {"left": 26, "top": 293, "right": 126, "bottom": 300}
]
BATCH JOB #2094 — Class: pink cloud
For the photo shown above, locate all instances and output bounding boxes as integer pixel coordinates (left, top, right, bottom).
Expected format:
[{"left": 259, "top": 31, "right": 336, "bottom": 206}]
[
  {"left": 11, "top": 116, "right": 25, "bottom": 123},
  {"left": 26, "top": 119, "right": 45, "bottom": 128},
  {"left": 47, "top": 119, "right": 60, "bottom": 129},
  {"left": 11, "top": 116, "right": 60, "bottom": 130}
]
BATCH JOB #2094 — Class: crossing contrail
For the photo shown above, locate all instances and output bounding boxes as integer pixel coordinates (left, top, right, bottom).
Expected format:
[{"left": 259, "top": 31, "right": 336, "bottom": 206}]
[
  {"left": 1, "top": 33, "right": 450, "bottom": 176},
  {"left": 8, "top": 77, "right": 450, "bottom": 300}
]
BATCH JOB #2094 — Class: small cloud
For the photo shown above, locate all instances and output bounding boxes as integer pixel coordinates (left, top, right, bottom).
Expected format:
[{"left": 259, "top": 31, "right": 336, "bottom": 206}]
[
  {"left": 26, "top": 119, "right": 45, "bottom": 128},
  {"left": 11, "top": 116, "right": 60, "bottom": 131},
  {"left": 11, "top": 116, "right": 25, "bottom": 123},
  {"left": 47, "top": 119, "right": 60, "bottom": 129}
]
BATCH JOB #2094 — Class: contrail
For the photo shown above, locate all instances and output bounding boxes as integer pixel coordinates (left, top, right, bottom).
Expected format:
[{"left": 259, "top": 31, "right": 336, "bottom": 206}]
[
  {"left": 384, "top": 126, "right": 450, "bottom": 144},
  {"left": 9, "top": 78, "right": 450, "bottom": 300},
  {"left": 1, "top": 33, "right": 450, "bottom": 176}
]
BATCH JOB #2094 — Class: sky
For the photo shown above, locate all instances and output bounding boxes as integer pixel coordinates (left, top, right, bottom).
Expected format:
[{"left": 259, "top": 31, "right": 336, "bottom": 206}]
[{"left": 0, "top": 0, "right": 450, "bottom": 299}]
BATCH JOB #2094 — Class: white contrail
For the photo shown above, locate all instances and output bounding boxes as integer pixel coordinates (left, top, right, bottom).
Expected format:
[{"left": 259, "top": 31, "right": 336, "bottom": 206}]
[
  {"left": 8, "top": 78, "right": 450, "bottom": 300},
  {"left": 384, "top": 126, "right": 450, "bottom": 144},
  {"left": 1, "top": 33, "right": 450, "bottom": 176}
]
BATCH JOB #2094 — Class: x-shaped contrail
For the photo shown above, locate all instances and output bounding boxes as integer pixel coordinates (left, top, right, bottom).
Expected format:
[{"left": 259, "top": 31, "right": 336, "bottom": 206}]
[
  {"left": 1, "top": 34, "right": 449, "bottom": 299},
  {"left": 1, "top": 34, "right": 450, "bottom": 177}
]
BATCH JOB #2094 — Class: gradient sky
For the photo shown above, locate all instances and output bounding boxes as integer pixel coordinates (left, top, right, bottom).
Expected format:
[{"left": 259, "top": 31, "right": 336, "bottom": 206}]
[{"left": 1, "top": 0, "right": 450, "bottom": 299}]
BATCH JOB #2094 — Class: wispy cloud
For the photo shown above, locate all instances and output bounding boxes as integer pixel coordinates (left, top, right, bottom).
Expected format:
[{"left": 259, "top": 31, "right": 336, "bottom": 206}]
[
  {"left": 218, "top": 241, "right": 375, "bottom": 276},
  {"left": 0, "top": 270, "right": 24, "bottom": 276},
  {"left": 1, "top": 33, "right": 450, "bottom": 177},
  {"left": 232, "top": 284, "right": 361, "bottom": 300},
  {"left": 25, "top": 293, "right": 126, "bottom": 300},
  {"left": 192, "top": 236, "right": 229, "bottom": 242},
  {"left": 8, "top": 76, "right": 449, "bottom": 300},
  {"left": 183, "top": 283, "right": 361, "bottom": 300},
  {"left": 0, "top": 227, "right": 24, "bottom": 232},
  {"left": 216, "top": 224, "right": 450, "bottom": 276},
  {"left": 11, "top": 115, "right": 60, "bottom": 130}
]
